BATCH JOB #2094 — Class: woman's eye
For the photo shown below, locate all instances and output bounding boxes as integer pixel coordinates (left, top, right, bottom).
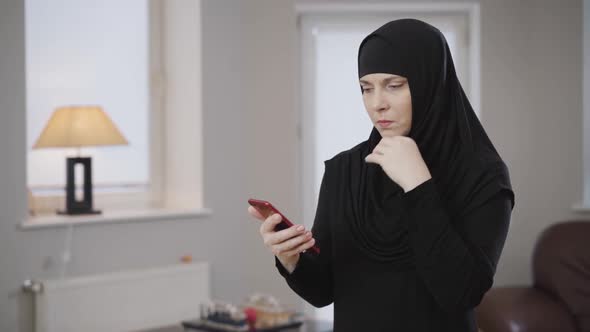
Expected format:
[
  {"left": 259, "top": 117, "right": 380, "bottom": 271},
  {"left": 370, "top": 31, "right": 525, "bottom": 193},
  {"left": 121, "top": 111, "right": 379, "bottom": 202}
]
[
  {"left": 388, "top": 84, "right": 402, "bottom": 89},
  {"left": 361, "top": 87, "right": 373, "bottom": 93}
]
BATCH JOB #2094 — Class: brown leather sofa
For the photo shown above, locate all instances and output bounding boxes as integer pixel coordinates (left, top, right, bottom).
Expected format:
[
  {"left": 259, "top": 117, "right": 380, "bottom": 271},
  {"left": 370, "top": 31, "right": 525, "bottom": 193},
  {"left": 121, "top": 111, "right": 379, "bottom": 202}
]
[{"left": 476, "top": 221, "right": 590, "bottom": 332}]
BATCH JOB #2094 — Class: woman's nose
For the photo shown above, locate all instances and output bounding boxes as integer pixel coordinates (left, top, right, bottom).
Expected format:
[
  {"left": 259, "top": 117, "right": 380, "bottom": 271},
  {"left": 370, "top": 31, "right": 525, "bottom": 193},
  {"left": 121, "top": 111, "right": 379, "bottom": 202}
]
[{"left": 369, "top": 91, "right": 388, "bottom": 112}]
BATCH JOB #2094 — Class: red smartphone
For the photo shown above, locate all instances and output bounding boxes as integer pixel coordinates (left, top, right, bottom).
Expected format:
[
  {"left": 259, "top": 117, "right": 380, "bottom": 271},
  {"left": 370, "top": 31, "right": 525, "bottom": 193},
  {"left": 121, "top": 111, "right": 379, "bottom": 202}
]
[{"left": 248, "top": 198, "right": 320, "bottom": 255}]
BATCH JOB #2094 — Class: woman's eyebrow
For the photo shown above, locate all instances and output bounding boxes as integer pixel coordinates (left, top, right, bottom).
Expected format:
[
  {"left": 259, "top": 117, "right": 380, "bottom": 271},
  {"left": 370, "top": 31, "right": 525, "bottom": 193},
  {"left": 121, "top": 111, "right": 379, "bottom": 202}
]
[
  {"left": 359, "top": 76, "right": 405, "bottom": 85},
  {"left": 383, "top": 76, "right": 404, "bottom": 83}
]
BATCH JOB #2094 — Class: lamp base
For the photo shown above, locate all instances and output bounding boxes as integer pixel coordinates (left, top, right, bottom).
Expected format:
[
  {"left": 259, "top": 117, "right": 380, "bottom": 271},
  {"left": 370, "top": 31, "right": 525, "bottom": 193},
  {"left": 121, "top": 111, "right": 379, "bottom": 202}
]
[{"left": 61, "top": 157, "right": 101, "bottom": 216}]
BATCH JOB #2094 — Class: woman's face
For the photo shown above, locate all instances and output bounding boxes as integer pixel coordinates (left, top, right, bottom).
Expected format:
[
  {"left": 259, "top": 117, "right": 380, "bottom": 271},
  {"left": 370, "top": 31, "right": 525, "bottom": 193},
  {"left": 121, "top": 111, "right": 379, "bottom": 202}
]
[{"left": 360, "top": 73, "right": 412, "bottom": 137}]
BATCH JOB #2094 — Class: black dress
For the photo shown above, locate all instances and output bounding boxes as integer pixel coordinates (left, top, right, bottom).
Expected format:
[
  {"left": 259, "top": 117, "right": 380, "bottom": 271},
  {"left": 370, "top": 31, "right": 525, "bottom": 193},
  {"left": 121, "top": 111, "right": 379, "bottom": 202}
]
[{"left": 276, "top": 141, "right": 513, "bottom": 332}]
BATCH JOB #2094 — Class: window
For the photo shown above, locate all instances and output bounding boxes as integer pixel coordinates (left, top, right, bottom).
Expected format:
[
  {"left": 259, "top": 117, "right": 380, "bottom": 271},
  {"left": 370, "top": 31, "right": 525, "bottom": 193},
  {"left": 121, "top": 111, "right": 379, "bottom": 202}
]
[
  {"left": 26, "top": 0, "right": 152, "bottom": 208},
  {"left": 24, "top": 0, "right": 206, "bottom": 222}
]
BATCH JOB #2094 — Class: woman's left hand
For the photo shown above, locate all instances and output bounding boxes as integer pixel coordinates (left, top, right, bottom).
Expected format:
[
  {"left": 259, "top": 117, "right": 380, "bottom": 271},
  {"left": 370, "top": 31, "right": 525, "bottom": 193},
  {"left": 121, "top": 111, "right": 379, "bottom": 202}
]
[{"left": 365, "top": 136, "right": 432, "bottom": 192}]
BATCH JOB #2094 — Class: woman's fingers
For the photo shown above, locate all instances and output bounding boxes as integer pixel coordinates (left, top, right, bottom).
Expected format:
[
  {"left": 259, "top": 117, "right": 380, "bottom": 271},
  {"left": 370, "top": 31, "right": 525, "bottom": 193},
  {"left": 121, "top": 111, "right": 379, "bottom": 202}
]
[
  {"left": 280, "top": 237, "right": 317, "bottom": 257},
  {"left": 372, "top": 145, "right": 386, "bottom": 155},
  {"left": 267, "top": 224, "right": 306, "bottom": 244},
  {"left": 272, "top": 232, "right": 313, "bottom": 255},
  {"left": 259, "top": 213, "right": 285, "bottom": 235},
  {"left": 365, "top": 153, "right": 383, "bottom": 165},
  {"left": 271, "top": 229, "right": 311, "bottom": 252},
  {"left": 252, "top": 209, "right": 313, "bottom": 260},
  {"left": 378, "top": 137, "right": 395, "bottom": 147}
]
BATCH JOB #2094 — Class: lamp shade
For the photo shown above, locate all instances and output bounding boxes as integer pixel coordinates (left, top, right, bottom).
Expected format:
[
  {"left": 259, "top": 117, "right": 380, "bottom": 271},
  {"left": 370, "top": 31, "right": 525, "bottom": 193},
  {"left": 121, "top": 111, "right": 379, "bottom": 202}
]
[{"left": 33, "top": 105, "right": 128, "bottom": 149}]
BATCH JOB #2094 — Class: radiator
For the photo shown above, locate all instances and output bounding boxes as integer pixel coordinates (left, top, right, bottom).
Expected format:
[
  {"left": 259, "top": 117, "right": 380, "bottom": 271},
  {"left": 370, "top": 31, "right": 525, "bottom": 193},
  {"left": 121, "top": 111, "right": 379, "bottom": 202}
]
[{"left": 25, "top": 262, "right": 210, "bottom": 332}]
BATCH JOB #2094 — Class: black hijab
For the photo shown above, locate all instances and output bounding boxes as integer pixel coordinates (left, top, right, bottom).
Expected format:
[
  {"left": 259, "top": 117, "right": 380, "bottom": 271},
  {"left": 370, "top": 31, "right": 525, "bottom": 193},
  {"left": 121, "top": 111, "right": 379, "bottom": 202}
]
[{"left": 346, "top": 19, "right": 515, "bottom": 264}]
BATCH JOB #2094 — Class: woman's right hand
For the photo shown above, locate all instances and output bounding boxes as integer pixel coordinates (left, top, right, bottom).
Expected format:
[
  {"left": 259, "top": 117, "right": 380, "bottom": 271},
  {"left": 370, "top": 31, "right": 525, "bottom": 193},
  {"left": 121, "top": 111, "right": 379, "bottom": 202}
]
[{"left": 248, "top": 206, "right": 316, "bottom": 274}]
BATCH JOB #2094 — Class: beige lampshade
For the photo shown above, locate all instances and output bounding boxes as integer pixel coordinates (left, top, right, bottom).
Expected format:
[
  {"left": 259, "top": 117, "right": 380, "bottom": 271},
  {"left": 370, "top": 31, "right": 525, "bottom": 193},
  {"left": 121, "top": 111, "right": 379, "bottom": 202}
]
[{"left": 33, "top": 105, "right": 128, "bottom": 149}]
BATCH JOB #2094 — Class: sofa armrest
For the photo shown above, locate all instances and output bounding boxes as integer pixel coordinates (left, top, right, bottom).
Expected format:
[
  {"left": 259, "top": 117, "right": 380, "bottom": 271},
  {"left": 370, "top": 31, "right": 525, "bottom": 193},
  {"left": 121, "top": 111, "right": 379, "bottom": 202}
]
[{"left": 475, "top": 287, "right": 577, "bottom": 332}]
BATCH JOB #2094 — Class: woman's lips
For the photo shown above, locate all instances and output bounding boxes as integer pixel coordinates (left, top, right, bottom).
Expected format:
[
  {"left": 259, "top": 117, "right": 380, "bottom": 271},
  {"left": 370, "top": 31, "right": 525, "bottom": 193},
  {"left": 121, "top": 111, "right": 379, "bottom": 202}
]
[{"left": 377, "top": 120, "right": 394, "bottom": 128}]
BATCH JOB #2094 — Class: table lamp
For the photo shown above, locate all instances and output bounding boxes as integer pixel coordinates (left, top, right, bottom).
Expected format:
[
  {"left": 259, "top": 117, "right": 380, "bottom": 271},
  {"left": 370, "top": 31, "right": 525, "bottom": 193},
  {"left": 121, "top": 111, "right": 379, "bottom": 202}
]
[{"left": 32, "top": 105, "right": 128, "bottom": 215}]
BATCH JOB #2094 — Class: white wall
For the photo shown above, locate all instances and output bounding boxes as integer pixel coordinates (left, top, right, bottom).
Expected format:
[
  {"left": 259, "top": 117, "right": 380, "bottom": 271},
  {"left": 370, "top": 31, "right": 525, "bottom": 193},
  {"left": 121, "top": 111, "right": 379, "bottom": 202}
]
[
  {"left": 476, "top": 0, "right": 584, "bottom": 284},
  {"left": 584, "top": 0, "right": 590, "bottom": 207},
  {"left": 0, "top": 0, "right": 29, "bottom": 330},
  {"left": 0, "top": 0, "right": 587, "bottom": 330}
]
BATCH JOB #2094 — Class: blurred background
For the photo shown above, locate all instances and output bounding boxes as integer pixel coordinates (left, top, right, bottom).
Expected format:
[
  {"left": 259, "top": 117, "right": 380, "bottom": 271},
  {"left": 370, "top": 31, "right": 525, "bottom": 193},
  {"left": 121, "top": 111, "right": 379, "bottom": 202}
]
[{"left": 0, "top": 0, "right": 588, "bottom": 331}]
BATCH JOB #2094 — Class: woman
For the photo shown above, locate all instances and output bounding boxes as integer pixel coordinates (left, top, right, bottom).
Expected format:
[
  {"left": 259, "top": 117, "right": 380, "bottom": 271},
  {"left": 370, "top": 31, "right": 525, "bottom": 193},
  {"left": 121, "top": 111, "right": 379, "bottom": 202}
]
[{"left": 248, "top": 19, "right": 514, "bottom": 331}]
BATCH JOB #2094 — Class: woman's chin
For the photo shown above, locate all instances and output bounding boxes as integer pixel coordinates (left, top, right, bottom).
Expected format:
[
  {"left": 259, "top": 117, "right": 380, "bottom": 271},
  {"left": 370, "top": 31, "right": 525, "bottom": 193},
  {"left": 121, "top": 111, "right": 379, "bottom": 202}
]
[{"left": 376, "top": 127, "right": 407, "bottom": 138}]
